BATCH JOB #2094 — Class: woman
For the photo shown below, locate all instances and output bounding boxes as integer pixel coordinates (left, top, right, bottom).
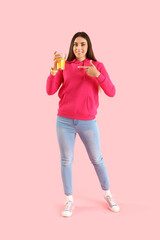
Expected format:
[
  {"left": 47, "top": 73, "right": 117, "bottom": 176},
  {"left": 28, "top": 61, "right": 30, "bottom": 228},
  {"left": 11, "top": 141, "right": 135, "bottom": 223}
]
[{"left": 46, "top": 32, "right": 120, "bottom": 217}]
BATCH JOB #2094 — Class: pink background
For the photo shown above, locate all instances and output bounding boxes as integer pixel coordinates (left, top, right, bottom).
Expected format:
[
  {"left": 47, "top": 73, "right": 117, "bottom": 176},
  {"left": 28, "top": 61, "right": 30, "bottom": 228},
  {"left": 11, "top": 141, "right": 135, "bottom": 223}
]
[{"left": 0, "top": 0, "right": 160, "bottom": 239}]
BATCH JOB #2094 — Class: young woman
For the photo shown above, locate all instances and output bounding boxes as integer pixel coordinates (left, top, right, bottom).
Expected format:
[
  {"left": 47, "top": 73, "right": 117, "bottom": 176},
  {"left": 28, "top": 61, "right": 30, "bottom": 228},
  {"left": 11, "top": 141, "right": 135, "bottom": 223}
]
[{"left": 46, "top": 32, "right": 120, "bottom": 217}]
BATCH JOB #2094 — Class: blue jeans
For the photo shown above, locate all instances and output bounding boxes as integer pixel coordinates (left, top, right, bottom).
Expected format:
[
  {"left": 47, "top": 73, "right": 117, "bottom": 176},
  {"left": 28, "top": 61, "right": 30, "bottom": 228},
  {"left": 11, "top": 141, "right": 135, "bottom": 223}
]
[{"left": 56, "top": 116, "right": 110, "bottom": 195}]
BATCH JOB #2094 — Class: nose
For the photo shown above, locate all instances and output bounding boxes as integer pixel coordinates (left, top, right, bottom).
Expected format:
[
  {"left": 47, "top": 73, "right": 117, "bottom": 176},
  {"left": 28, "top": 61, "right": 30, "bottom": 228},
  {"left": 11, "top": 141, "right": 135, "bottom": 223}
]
[
  {"left": 76, "top": 48, "right": 82, "bottom": 51},
  {"left": 75, "top": 45, "right": 82, "bottom": 50}
]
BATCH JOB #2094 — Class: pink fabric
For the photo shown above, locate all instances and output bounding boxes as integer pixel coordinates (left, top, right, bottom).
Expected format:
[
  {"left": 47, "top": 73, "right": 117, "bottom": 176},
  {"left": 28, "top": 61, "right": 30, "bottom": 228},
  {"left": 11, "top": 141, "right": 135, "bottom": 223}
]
[{"left": 46, "top": 58, "right": 116, "bottom": 120}]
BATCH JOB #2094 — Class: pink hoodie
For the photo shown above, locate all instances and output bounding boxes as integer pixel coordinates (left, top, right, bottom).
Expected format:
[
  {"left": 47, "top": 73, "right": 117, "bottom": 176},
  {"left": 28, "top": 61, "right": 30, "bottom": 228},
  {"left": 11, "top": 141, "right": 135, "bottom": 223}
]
[{"left": 46, "top": 58, "right": 116, "bottom": 120}]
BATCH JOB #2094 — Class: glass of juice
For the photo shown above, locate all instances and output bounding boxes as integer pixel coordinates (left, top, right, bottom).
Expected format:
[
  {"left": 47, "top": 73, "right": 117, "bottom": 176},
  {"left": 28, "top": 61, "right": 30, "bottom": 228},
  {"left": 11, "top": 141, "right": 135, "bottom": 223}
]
[{"left": 57, "top": 53, "right": 66, "bottom": 70}]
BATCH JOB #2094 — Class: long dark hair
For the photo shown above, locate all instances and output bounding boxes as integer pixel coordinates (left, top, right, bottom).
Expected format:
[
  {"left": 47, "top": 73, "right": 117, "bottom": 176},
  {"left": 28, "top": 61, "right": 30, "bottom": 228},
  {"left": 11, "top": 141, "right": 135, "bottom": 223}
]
[{"left": 67, "top": 32, "right": 98, "bottom": 62}]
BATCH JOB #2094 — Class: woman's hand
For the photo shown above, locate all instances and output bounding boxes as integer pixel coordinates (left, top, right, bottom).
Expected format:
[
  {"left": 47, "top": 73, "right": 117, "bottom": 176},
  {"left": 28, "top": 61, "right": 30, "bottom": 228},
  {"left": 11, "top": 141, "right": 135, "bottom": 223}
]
[
  {"left": 52, "top": 51, "right": 62, "bottom": 70},
  {"left": 78, "top": 60, "right": 101, "bottom": 78}
]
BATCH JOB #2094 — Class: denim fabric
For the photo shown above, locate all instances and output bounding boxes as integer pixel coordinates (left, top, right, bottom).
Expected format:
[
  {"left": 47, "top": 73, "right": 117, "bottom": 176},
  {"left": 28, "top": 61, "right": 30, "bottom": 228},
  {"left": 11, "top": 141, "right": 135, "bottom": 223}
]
[{"left": 56, "top": 116, "right": 110, "bottom": 195}]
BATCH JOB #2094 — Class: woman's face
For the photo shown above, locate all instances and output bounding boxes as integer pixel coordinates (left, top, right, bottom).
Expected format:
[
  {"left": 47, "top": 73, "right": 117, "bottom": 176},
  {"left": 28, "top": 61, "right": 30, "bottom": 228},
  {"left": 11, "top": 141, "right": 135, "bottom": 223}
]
[{"left": 73, "top": 37, "right": 88, "bottom": 61}]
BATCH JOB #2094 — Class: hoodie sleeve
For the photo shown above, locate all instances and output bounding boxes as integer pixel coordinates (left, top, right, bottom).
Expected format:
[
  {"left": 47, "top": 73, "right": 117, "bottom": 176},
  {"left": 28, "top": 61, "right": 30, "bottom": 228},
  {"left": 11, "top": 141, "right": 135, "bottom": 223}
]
[
  {"left": 46, "top": 69, "right": 63, "bottom": 95},
  {"left": 96, "top": 63, "right": 116, "bottom": 97}
]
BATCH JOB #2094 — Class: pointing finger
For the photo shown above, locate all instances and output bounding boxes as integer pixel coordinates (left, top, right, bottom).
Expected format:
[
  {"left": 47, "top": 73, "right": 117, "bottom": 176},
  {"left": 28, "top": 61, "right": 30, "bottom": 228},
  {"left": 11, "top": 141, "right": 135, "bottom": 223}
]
[{"left": 90, "top": 60, "right": 94, "bottom": 66}]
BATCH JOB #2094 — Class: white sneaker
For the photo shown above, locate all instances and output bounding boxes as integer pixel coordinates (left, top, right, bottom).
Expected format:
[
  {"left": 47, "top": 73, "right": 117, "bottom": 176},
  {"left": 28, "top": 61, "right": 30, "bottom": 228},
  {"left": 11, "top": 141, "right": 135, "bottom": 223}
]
[
  {"left": 62, "top": 200, "right": 74, "bottom": 217},
  {"left": 104, "top": 194, "right": 120, "bottom": 212}
]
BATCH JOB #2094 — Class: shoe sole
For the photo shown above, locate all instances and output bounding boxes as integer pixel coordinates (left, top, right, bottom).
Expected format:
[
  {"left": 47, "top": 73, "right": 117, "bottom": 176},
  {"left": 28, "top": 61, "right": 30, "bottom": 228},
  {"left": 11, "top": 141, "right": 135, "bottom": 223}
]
[{"left": 108, "top": 206, "right": 120, "bottom": 212}]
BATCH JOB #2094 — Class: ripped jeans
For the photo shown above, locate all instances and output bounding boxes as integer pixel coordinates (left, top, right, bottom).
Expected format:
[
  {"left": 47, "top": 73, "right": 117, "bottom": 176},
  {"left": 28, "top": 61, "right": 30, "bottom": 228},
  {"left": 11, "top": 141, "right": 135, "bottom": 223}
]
[{"left": 56, "top": 116, "right": 110, "bottom": 195}]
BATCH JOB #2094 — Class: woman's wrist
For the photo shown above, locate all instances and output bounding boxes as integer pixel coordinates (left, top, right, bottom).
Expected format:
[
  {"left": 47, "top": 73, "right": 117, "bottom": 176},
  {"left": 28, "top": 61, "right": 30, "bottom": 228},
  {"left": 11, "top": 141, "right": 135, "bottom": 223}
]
[
  {"left": 50, "top": 71, "right": 57, "bottom": 76},
  {"left": 50, "top": 67, "right": 58, "bottom": 75}
]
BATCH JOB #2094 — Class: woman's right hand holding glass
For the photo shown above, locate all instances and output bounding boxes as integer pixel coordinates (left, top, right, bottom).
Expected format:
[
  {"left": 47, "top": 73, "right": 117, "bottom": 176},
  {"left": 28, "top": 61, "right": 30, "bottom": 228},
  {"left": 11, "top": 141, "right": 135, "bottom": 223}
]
[{"left": 52, "top": 51, "right": 62, "bottom": 70}]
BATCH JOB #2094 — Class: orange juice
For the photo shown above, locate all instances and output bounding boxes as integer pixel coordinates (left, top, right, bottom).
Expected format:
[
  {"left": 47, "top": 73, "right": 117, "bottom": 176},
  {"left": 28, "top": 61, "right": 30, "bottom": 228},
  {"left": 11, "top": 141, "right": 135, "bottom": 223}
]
[{"left": 57, "top": 58, "right": 66, "bottom": 70}]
